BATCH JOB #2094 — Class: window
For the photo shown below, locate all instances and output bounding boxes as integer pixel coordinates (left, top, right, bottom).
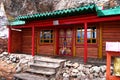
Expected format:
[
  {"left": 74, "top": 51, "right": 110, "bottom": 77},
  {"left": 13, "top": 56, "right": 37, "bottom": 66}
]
[
  {"left": 77, "top": 26, "right": 96, "bottom": 43},
  {"left": 40, "top": 30, "right": 53, "bottom": 44}
]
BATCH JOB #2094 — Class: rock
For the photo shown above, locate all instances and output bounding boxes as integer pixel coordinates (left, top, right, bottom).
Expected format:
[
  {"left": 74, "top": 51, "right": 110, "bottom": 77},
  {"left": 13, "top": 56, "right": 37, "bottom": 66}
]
[
  {"left": 71, "top": 72, "right": 77, "bottom": 77},
  {"left": 63, "top": 77, "right": 69, "bottom": 80},
  {"left": 65, "top": 61, "right": 73, "bottom": 67},
  {"left": 72, "top": 69, "right": 79, "bottom": 73},
  {"left": 92, "top": 66, "right": 101, "bottom": 73},
  {"left": 77, "top": 64, "right": 84, "bottom": 71},
  {"left": 93, "top": 72, "right": 99, "bottom": 77},
  {"left": 100, "top": 65, "right": 106, "bottom": 73},
  {"left": 12, "top": 57, "right": 17, "bottom": 62},
  {"left": 1, "top": 52, "right": 8, "bottom": 57},
  {"left": 89, "top": 74, "right": 94, "bottom": 79},
  {"left": 20, "top": 59, "right": 29, "bottom": 64},
  {"left": 85, "top": 64, "right": 92, "bottom": 68},
  {"left": 63, "top": 73, "right": 69, "bottom": 78},
  {"left": 84, "top": 68, "right": 90, "bottom": 74},
  {"left": 99, "top": 72, "right": 104, "bottom": 78},
  {"left": 16, "top": 66, "right": 22, "bottom": 73},
  {"left": 6, "top": 60, "right": 12, "bottom": 64},
  {"left": 72, "top": 62, "right": 79, "bottom": 68},
  {"left": 50, "top": 77, "right": 56, "bottom": 80}
]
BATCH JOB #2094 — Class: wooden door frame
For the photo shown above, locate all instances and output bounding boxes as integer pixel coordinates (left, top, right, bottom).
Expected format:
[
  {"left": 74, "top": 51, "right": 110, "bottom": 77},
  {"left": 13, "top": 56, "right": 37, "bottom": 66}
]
[{"left": 56, "top": 26, "right": 74, "bottom": 56}]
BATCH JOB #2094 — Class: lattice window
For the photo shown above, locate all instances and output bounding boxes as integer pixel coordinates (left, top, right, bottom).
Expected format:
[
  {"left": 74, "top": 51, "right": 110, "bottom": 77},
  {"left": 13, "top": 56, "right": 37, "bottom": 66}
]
[
  {"left": 40, "top": 30, "right": 54, "bottom": 44},
  {"left": 77, "top": 26, "right": 96, "bottom": 43}
]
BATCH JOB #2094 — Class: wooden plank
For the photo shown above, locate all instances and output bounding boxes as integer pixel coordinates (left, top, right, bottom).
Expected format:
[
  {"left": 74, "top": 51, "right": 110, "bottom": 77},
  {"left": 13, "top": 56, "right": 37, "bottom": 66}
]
[
  {"left": 102, "top": 24, "right": 120, "bottom": 57},
  {"left": 11, "top": 30, "right": 22, "bottom": 53},
  {"left": 39, "top": 45, "right": 54, "bottom": 55},
  {"left": 76, "top": 47, "right": 98, "bottom": 58}
]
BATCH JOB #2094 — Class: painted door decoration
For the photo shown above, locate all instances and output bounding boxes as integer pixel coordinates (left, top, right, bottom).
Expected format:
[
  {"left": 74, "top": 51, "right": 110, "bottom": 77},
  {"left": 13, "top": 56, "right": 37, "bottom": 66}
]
[{"left": 59, "top": 28, "right": 73, "bottom": 56}]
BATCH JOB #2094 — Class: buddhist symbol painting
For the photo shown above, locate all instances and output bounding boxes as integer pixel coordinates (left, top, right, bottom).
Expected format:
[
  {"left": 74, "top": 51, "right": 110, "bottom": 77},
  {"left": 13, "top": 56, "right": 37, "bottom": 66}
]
[{"left": 59, "top": 28, "right": 72, "bottom": 56}]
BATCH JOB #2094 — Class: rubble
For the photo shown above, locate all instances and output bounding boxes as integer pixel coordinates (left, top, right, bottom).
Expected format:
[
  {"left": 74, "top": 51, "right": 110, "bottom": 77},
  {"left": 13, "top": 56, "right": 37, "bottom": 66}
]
[
  {"left": 0, "top": 52, "right": 115, "bottom": 80},
  {"left": 0, "top": 52, "right": 34, "bottom": 80},
  {"left": 61, "top": 61, "right": 114, "bottom": 80}
]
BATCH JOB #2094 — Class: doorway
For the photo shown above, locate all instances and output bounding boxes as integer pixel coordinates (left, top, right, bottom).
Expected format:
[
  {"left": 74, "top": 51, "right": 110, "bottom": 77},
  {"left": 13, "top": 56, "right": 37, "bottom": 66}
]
[{"left": 58, "top": 28, "right": 73, "bottom": 56}]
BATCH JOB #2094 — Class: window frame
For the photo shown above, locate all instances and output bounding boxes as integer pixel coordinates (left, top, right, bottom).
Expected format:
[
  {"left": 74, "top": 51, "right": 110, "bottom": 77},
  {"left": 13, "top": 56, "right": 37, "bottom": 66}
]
[
  {"left": 76, "top": 25, "right": 97, "bottom": 44},
  {"left": 39, "top": 29, "right": 54, "bottom": 44}
]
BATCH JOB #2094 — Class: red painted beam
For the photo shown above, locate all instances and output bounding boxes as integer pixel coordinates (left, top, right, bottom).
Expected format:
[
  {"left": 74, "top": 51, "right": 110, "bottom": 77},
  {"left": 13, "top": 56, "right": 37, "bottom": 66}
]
[
  {"left": 11, "top": 15, "right": 120, "bottom": 29},
  {"left": 84, "top": 22, "right": 88, "bottom": 64},
  {"left": 8, "top": 26, "right": 11, "bottom": 54},
  {"left": 32, "top": 26, "right": 35, "bottom": 56}
]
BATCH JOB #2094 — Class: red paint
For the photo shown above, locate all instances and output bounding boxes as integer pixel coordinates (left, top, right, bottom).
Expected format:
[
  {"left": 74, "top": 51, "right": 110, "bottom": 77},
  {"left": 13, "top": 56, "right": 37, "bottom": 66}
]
[
  {"left": 11, "top": 14, "right": 120, "bottom": 29},
  {"left": 8, "top": 26, "right": 11, "bottom": 54},
  {"left": 106, "top": 52, "right": 120, "bottom": 80},
  {"left": 55, "top": 28, "right": 59, "bottom": 55},
  {"left": 84, "top": 22, "right": 88, "bottom": 64},
  {"left": 32, "top": 26, "right": 35, "bottom": 56}
]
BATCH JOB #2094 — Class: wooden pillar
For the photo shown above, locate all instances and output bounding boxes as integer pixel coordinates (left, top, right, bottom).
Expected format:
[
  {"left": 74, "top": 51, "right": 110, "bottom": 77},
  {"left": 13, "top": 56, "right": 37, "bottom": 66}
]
[
  {"left": 73, "top": 27, "right": 76, "bottom": 56},
  {"left": 55, "top": 28, "right": 59, "bottom": 55},
  {"left": 106, "top": 52, "right": 111, "bottom": 80},
  {"left": 8, "top": 26, "right": 11, "bottom": 54},
  {"left": 32, "top": 26, "right": 35, "bottom": 56},
  {"left": 84, "top": 22, "right": 88, "bottom": 63},
  {"left": 99, "top": 24, "right": 103, "bottom": 59}
]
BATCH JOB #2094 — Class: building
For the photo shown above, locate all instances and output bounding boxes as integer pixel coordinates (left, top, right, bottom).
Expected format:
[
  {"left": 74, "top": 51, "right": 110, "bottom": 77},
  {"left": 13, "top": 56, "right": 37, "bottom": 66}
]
[{"left": 8, "top": 4, "right": 120, "bottom": 63}]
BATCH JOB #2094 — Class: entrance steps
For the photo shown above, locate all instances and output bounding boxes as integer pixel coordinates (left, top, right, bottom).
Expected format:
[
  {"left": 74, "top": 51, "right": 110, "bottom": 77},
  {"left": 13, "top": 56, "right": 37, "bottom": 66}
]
[{"left": 13, "top": 56, "right": 66, "bottom": 80}]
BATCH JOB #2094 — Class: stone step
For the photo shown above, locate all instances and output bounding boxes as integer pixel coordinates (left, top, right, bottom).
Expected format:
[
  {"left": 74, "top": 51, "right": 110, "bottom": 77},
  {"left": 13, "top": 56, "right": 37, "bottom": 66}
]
[
  {"left": 14, "top": 73, "right": 48, "bottom": 80},
  {"left": 30, "top": 63, "right": 60, "bottom": 69},
  {"left": 34, "top": 56, "right": 66, "bottom": 64},
  {"left": 26, "top": 68, "right": 56, "bottom": 75}
]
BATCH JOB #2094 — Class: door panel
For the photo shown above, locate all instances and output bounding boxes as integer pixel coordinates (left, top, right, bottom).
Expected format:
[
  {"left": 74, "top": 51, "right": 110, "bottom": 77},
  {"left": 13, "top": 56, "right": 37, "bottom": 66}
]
[{"left": 59, "top": 28, "right": 73, "bottom": 56}]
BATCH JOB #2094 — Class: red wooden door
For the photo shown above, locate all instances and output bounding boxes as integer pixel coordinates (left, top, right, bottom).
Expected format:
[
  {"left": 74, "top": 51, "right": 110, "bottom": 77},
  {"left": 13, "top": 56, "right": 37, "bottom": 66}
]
[{"left": 58, "top": 28, "right": 73, "bottom": 56}]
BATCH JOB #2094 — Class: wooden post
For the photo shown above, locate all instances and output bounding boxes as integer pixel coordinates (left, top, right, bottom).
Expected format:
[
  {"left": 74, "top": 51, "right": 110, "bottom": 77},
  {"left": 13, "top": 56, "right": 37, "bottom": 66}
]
[
  {"left": 99, "top": 24, "right": 103, "bottom": 59},
  {"left": 73, "top": 27, "right": 76, "bottom": 56},
  {"left": 84, "top": 22, "right": 88, "bottom": 63},
  {"left": 106, "top": 52, "right": 111, "bottom": 80},
  {"left": 32, "top": 26, "right": 35, "bottom": 56},
  {"left": 8, "top": 26, "right": 11, "bottom": 54},
  {"left": 56, "top": 28, "right": 59, "bottom": 55}
]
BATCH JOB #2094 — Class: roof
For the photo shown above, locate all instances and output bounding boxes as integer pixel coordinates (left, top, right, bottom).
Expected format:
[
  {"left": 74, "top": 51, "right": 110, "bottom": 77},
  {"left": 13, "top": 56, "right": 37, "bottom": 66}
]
[
  {"left": 15, "top": 4, "right": 96, "bottom": 21},
  {"left": 97, "top": 6, "right": 120, "bottom": 16},
  {"left": 10, "top": 4, "right": 120, "bottom": 26}
]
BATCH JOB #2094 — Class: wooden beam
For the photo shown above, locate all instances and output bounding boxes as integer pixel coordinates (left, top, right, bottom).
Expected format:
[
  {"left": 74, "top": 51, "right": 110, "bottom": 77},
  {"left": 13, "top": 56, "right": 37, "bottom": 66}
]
[
  {"left": 8, "top": 26, "right": 11, "bottom": 54},
  {"left": 84, "top": 22, "right": 88, "bottom": 63},
  {"left": 11, "top": 15, "right": 120, "bottom": 29},
  {"left": 32, "top": 26, "right": 35, "bottom": 56}
]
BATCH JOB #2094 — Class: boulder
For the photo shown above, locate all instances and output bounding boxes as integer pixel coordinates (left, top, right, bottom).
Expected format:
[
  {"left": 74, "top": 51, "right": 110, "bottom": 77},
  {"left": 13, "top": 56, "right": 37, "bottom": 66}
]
[
  {"left": 92, "top": 66, "right": 101, "bottom": 73},
  {"left": 16, "top": 66, "right": 22, "bottom": 73},
  {"left": 100, "top": 65, "right": 106, "bottom": 73},
  {"left": 72, "top": 62, "right": 79, "bottom": 68},
  {"left": 63, "top": 73, "right": 70, "bottom": 78},
  {"left": 72, "top": 69, "right": 79, "bottom": 73},
  {"left": 77, "top": 64, "right": 84, "bottom": 71},
  {"left": 65, "top": 61, "right": 73, "bottom": 67}
]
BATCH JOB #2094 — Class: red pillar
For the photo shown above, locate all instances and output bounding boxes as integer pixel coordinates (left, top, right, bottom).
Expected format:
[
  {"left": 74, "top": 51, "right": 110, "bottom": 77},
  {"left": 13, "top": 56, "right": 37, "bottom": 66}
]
[
  {"left": 32, "top": 26, "right": 35, "bottom": 56},
  {"left": 8, "top": 26, "right": 11, "bottom": 54},
  {"left": 84, "top": 22, "right": 88, "bottom": 63},
  {"left": 106, "top": 52, "right": 111, "bottom": 80}
]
